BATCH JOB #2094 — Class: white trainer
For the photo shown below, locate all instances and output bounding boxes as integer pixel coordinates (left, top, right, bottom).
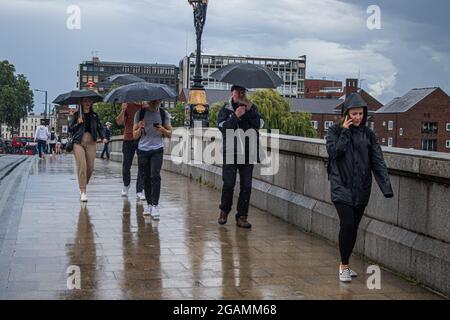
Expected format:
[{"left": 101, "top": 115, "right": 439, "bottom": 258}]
[
  {"left": 151, "top": 205, "right": 160, "bottom": 220},
  {"left": 136, "top": 192, "right": 146, "bottom": 201},
  {"left": 143, "top": 204, "right": 152, "bottom": 216},
  {"left": 121, "top": 185, "right": 130, "bottom": 197},
  {"left": 339, "top": 267, "right": 352, "bottom": 283},
  {"left": 80, "top": 192, "right": 88, "bottom": 202},
  {"left": 349, "top": 269, "right": 358, "bottom": 277}
]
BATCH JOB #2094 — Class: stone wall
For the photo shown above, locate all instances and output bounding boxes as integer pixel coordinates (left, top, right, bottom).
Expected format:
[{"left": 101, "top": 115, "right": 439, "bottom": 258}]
[{"left": 99, "top": 129, "right": 450, "bottom": 296}]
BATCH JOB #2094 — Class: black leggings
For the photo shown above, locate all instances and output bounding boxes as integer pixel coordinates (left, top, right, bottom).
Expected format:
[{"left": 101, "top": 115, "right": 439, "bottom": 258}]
[{"left": 334, "top": 202, "right": 366, "bottom": 265}]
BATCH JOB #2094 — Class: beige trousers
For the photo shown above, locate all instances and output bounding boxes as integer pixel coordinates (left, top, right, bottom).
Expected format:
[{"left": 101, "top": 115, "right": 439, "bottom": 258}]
[{"left": 73, "top": 133, "right": 97, "bottom": 191}]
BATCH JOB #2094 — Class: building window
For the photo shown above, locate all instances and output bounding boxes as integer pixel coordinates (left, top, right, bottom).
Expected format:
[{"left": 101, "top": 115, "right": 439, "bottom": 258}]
[
  {"left": 388, "top": 137, "right": 393, "bottom": 147},
  {"left": 422, "top": 122, "right": 438, "bottom": 134},
  {"left": 399, "top": 128, "right": 403, "bottom": 136},
  {"left": 382, "top": 138, "right": 386, "bottom": 143},
  {"left": 311, "top": 121, "right": 318, "bottom": 129},
  {"left": 388, "top": 121, "right": 394, "bottom": 131},
  {"left": 446, "top": 123, "right": 450, "bottom": 131},
  {"left": 446, "top": 140, "right": 450, "bottom": 149},
  {"left": 324, "top": 121, "right": 334, "bottom": 131},
  {"left": 421, "top": 139, "right": 437, "bottom": 151}
]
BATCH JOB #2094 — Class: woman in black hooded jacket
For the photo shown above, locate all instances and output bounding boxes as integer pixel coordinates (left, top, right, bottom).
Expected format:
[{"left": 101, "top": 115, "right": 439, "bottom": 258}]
[{"left": 326, "top": 93, "right": 393, "bottom": 283}]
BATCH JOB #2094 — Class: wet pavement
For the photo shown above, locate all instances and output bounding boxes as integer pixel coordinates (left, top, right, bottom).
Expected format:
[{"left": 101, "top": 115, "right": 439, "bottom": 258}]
[{"left": 0, "top": 154, "right": 444, "bottom": 299}]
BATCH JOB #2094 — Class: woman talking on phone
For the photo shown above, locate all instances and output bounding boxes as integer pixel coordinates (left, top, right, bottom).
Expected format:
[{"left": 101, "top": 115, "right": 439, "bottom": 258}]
[{"left": 326, "top": 93, "right": 393, "bottom": 283}]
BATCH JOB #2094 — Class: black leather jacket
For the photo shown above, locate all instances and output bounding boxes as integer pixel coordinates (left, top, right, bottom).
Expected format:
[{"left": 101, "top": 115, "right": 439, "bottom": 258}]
[{"left": 69, "top": 111, "right": 104, "bottom": 144}]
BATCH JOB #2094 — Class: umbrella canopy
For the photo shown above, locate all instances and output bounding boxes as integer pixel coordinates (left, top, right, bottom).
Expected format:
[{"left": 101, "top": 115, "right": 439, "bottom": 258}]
[
  {"left": 210, "top": 63, "right": 284, "bottom": 89},
  {"left": 52, "top": 90, "right": 103, "bottom": 105},
  {"left": 105, "top": 74, "right": 146, "bottom": 85},
  {"left": 104, "top": 82, "right": 177, "bottom": 104}
]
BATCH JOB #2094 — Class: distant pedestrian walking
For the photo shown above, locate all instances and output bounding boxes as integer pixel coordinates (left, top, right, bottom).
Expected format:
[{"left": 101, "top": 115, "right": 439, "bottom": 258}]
[
  {"left": 100, "top": 122, "right": 111, "bottom": 160},
  {"left": 48, "top": 127, "right": 58, "bottom": 155},
  {"left": 69, "top": 98, "right": 104, "bottom": 202},
  {"left": 326, "top": 93, "right": 393, "bottom": 283},
  {"left": 34, "top": 123, "right": 49, "bottom": 159}
]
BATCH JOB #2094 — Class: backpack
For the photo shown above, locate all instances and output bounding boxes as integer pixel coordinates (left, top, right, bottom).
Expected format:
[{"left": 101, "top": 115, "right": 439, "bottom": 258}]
[
  {"left": 51, "top": 132, "right": 55, "bottom": 141},
  {"left": 139, "top": 107, "right": 166, "bottom": 124}
]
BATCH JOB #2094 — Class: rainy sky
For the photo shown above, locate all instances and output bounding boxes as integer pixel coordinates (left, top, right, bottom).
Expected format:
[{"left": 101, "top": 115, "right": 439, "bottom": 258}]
[{"left": 1, "top": 0, "right": 449, "bottom": 112}]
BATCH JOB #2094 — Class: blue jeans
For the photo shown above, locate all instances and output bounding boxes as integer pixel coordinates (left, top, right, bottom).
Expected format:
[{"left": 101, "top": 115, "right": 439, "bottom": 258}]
[{"left": 37, "top": 140, "right": 46, "bottom": 158}]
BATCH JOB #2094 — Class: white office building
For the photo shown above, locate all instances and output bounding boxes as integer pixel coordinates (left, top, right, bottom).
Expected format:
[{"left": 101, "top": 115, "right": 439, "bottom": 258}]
[{"left": 179, "top": 53, "right": 306, "bottom": 98}]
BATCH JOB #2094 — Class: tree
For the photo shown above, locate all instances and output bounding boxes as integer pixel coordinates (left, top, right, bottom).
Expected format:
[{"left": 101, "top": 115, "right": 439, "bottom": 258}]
[
  {"left": 168, "top": 102, "right": 186, "bottom": 128},
  {"left": 207, "top": 89, "right": 317, "bottom": 137},
  {"left": 0, "top": 61, "right": 34, "bottom": 134},
  {"left": 93, "top": 102, "right": 123, "bottom": 136}
]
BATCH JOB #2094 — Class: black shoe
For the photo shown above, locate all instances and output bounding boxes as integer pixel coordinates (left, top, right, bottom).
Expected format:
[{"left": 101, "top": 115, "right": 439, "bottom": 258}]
[
  {"left": 236, "top": 215, "right": 252, "bottom": 229},
  {"left": 218, "top": 210, "right": 229, "bottom": 225}
]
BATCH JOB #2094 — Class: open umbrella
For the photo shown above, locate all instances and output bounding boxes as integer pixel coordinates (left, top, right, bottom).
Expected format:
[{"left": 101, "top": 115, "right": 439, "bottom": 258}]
[
  {"left": 105, "top": 74, "right": 146, "bottom": 85},
  {"left": 210, "top": 63, "right": 283, "bottom": 89},
  {"left": 104, "top": 82, "right": 177, "bottom": 104},
  {"left": 52, "top": 90, "right": 103, "bottom": 105}
]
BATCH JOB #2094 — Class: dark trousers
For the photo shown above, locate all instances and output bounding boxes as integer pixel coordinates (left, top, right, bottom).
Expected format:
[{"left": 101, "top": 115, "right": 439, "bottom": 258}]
[
  {"left": 49, "top": 143, "right": 56, "bottom": 154},
  {"left": 101, "top": 142, "right": 110, "bottom": 159},
  {"left": 137, "top": 148, "right": 164, "bottom": 206},
  {"left": 334, "top": 202, "right": 366, "bottom": 265},
  {"left": 122, "top": 140, "right": 143, "bottom": 193},
  {"left": 37, "top": 140, "right": 46, "bottom": 158},
  {"left": 220, "top": 164, "right": 254, "bottom": 217}
]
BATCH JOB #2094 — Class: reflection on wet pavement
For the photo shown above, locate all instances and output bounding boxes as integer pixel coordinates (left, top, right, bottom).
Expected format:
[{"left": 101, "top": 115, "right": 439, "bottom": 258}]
[{"left": 0, "top": 155, "right": 444, "bottom": 300}]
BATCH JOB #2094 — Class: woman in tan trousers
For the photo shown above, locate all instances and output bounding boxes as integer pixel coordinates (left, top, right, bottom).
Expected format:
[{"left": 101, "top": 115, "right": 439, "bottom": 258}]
[{"left": 69, "top": 98, "right": 104, "bottom": 202}]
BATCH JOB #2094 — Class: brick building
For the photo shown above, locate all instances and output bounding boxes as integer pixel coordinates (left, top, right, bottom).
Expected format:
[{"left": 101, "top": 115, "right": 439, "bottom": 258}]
[
  {"left": 374, "top": 87, "right": 450, "bottom": 153},
  {"left": 304, "top": 79, "right": 343, "bottom": 99}
]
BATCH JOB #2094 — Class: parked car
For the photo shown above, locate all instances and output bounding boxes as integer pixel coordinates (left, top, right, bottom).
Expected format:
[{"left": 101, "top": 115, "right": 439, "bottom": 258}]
[{"left": 11, "top": 136, "right": 34, "bottom": 154}]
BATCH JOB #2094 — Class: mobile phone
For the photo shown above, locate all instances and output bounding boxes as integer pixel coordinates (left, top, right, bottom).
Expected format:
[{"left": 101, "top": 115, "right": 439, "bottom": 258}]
[{"left": 153, "top": 123, "right": 161, "bottom": 128}]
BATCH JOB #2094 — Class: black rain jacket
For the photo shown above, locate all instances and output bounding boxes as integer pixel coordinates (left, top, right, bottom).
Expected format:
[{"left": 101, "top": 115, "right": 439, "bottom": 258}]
[{"left": 326, "top": 93, "right": 393, "bottom": 207}]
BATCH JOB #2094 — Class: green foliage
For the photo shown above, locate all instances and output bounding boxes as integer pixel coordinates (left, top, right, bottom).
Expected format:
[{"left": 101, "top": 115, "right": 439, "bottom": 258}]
[
  {"left": 168, "top": 102, "right": 186, "bottom": 128},
  {"left": 208, "top": 89, "right": 317, "bottom": 137},
  {"left": 0, "top": 60, "right": 34, "bottom": 132},
  {"left": 93, "top": 102, "right": 123, "bottom": 136},
  {"left": 208, "top": 101, "right": 224, "bottom": 128}
]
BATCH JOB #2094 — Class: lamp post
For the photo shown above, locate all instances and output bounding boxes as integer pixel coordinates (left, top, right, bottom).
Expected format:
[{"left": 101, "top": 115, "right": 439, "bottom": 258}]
[
  {"left": 186, "top": 0, "right": 209, "bottom": 128},
  {"left": 35, "top": 89, "right": 48, "bottom": 121}
]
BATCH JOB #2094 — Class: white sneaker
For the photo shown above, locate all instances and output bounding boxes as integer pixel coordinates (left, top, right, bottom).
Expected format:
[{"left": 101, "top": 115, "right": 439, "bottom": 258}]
[
  {"left": 143, "top": 204, "right": 152, "bottom": 216},
  {"left": 136, "top": 192, "right": 146, "bottom": 201},
  {"left": 121, "top": 185, "right": 130, "bottom": 197},
  {"left": 80, "top": 192, "right": 88, "bottom": 202},
  {"left": 349, "top": 269, "right": 358, "bottom": 277},
  {"left": 339, "top": 267, "right": 352, "bottom": 283},
  {"left": 151, "top": 205, "right": 160, "bottom": 220}
]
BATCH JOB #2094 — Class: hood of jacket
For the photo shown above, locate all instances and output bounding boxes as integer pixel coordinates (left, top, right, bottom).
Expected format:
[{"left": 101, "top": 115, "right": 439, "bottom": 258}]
[{"left": 341, "top": 93, "right": 368, "bottom": 126}]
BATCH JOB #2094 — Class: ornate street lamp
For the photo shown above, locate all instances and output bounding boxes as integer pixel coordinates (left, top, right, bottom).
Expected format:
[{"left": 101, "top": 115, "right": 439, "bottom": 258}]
[{"left": 186, "top": 0, "right": 209, "bottom": 128}]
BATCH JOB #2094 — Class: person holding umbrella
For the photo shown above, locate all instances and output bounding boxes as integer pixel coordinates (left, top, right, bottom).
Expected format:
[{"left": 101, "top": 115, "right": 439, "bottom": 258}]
[
  {"left": 104, "top": 82, "right": 177, "bottom": 219},
  {"left": 132, "top": 100, "right": 172, "bottom": 220},
  {"left": 211, "top": 63, "right": 282, "bottom": 229},
  {"left": 326, "top": 93, "right": 393, "bottom": 283},
  {"left": 68, "top": 96, "right": 104, "bottom": 202}
]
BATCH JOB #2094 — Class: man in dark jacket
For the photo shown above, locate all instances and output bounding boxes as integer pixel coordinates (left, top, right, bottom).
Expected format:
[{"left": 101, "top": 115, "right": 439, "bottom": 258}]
[
  {"left": 101, "top": 122, "right": 111, "bottom": 160},
  {"left": 217, "top": 85, "right": 264, "bottom": 229},
  {"left": 326, "top": 92, "right": 393, "bottom": 282}
]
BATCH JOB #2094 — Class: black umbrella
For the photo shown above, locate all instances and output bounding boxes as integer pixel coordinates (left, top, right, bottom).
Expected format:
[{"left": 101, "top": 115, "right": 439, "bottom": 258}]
[
  {"left": 52, "top": 90, "right": 103, "bottom": 105},
  {"left": 106, "top": 74, "right": 146, "bottom": 85},
  {"left": 104, "top": 82, "right": 177, "bottom": 104},
  {"left": 210, "top": 63, "right": 284, "bottom": 89}
]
